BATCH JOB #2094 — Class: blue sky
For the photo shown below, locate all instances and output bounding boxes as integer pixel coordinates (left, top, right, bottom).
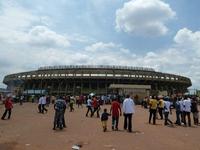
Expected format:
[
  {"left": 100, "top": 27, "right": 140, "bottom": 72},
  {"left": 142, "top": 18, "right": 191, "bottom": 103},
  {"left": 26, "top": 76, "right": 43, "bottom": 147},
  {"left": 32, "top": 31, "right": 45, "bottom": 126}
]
[{"left": 0, "top": 0, "right": 200, "bottom": 89}]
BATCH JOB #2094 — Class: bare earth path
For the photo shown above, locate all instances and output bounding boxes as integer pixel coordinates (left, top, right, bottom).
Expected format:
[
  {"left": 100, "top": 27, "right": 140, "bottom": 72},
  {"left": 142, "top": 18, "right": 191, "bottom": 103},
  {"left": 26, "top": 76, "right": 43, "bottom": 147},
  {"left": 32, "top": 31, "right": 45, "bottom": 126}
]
[{"left": 0, "top": 103, "right": 200, "bottom": 150}]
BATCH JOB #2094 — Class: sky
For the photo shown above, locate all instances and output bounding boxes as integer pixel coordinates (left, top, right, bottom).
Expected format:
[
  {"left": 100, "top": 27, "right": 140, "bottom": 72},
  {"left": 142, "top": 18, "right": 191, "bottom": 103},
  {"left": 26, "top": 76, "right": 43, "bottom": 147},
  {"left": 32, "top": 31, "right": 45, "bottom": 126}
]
[{"left": 0, "top": 0, "right": 200, "bottom": 89}]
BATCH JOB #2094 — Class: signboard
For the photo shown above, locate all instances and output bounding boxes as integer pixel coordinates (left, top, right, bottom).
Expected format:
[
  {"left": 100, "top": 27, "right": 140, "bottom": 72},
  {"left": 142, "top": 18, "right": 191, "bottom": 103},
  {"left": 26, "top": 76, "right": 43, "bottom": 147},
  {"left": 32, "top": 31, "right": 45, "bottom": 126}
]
[{"left": 23, "top": 89, "right": 46, "bottom": 95}]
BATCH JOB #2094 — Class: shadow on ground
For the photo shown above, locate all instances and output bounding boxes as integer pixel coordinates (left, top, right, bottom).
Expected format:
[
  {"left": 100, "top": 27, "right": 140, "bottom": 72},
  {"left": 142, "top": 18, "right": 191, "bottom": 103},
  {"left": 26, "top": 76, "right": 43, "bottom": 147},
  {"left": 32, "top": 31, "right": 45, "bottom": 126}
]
[{"left": 0, "top": 142, "right": 17, "bottom": 150}]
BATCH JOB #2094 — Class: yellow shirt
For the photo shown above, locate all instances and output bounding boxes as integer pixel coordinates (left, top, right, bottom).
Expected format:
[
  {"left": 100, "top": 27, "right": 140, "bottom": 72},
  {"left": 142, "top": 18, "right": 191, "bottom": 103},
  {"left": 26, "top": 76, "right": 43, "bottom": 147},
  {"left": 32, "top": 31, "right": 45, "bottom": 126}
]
[
  {"left": 158, "top": 99, "right": 164, "bottom": 108},
  {"left": 149, "top": 99, "right": 158, "bottom": 110}
]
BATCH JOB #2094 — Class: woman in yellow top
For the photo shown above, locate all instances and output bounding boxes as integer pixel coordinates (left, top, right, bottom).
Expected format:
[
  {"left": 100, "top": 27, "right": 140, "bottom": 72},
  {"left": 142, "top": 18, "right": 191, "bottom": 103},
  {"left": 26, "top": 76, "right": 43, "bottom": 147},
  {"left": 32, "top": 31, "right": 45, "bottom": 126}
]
[
  {"left": 158, "top": 97, "right": 164, "bottom": 119},
  {"left": 149, "top": 96, "right": 158, "bottom": 125}
]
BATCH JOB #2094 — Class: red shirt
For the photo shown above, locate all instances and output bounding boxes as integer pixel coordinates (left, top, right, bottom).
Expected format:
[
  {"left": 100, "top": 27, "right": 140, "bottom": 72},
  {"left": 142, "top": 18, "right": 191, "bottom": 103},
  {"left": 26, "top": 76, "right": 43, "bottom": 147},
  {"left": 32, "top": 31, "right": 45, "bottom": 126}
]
[
  {"left": 92, "top": 98, "right": 98, "bottom": 108},
  {"left": 5, "top": 98, "right": 13, "bottom": 109},
  {"left": 111, "top": 101, "right": 121, "bottom": 117}
]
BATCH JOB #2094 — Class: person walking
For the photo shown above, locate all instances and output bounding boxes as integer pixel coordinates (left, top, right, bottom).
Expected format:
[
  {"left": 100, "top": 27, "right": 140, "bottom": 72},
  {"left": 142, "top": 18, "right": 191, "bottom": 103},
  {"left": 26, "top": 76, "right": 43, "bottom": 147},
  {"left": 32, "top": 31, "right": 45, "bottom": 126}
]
[
  {"left": 1, "top": 96, "right": 13, "bottom": 120},
  {"left": 69, "top": 96, "right": 75, "bottom": 112},
  {"left": 19, "top": 95, "right": 24, "bottom": 105},
  {"left": 122, "top": 95, "right": 135, "bottom": 132},
  {"left": 101, "top": 108, "right": 110, "bottom": 132},
  {"left": 158, "top": 97, "right": 164, "bottom": 119},
  {"left": 38, "top": 96, "right": 42, "bottom": 113},
  {"left": 110, "top": 98, "right": 121, "bottom": 131},
  {"left": 148, "top": 96, "right": 158, "bottom": 125},
  {"left": 85, "top": 96, "right": 93, "bottom": 117},
  {"left": 78, "top": 95, "right": 84, "bottom": 108},
  {"left": 41, "top": 95, "right": 48, "bottom": 113},
  {"left": 91, "top": 96, "right": 100, "bottom": 118}
]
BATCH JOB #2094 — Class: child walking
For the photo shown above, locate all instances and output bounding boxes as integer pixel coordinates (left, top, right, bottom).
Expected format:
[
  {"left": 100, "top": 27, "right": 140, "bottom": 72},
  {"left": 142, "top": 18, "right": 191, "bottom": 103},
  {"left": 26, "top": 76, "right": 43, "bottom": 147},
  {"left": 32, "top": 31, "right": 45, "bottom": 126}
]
[{"left": 101, "top": 108, "right": 110, "bottom": 132}]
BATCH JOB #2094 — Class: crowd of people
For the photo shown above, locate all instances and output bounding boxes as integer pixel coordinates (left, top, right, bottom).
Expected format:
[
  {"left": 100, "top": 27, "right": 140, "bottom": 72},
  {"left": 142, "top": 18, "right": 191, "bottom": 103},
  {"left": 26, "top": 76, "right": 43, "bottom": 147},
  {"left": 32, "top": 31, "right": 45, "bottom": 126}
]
[
  {"left": 1, "top": 93, "right": 199, "bottom": 133},
  {"left": 87, "top": 94, "right": 135, "bottom": 132},
  {"left": 143, "top": 95, "right": 199, "bottom": 127}
]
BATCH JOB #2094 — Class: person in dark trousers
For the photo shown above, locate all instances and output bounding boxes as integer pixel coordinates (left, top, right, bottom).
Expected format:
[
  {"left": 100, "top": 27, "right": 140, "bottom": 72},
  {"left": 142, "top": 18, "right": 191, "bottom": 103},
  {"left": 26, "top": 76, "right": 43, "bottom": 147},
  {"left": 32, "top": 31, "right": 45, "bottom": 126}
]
[
  {"left": 101, "top": 108, "right": 110, "bottom": 132},
  {"left": 85, "top": 96, "right": 93, "bottom": 117},
  {"left": 19, "top": 95, "right": 24, "bottom": 105},
  {"left": 183, "top": 97, "right": 191, "bottom": 127},
  {"left": 148, "top": 96, "right": 158, "bottom": 125},
  {"left": 41, "top": 95, "right": 48, "bottom": 113},
  {"left": 38, "top": 96, "right": 42, "bottom": 113},
  {"left": 1, "top": 96, "right": 13, "bottom": 120},
  {"left": 78, "top": 95, "right": 84, "bottom": 108},
  {"left": 122, "top": 95, "right": 135, "bottom": 132},
  {"left": 110, "top": 98, "right": 121, "bottom": 131},
  {"left": 91, "top": 96, "right": 100, "bottom": 118},
  {"left": 69, "top": 97, "right": 75, "bottom": 112},
  {"left": 158, "top": 97, "right": 164, "bottom": 119},
  {"left": 175, "top": 97, "right": 181, "bottom": 125},
  {"left": 191, "top": 97, "right": 199, "bottom": 125},
  {"left": 53, "top": 97, "right": 67, "bottom": 130},
  {"left": 163, "top": 98, "right": 173, "bottom": 126}
]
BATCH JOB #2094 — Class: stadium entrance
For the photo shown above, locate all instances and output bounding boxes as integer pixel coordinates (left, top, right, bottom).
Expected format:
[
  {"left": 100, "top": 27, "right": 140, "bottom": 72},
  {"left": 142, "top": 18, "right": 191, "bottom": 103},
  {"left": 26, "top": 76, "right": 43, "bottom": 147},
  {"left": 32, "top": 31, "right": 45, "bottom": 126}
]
[{"left": 109, "top": 84, "right": 151, "bottom": 103}]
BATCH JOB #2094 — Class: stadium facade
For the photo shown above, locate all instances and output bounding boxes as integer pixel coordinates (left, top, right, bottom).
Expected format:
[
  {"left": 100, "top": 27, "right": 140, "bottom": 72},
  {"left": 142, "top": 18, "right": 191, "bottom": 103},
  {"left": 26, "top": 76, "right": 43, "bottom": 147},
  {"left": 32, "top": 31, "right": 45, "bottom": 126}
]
[{"left": 3, "top": 65, "right": 192, "bottom": 97}]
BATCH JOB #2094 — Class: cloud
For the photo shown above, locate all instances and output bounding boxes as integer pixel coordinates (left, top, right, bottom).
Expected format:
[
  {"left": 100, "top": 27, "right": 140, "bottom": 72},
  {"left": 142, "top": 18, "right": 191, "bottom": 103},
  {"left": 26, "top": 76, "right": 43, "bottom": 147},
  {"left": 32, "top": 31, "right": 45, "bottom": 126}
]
[
  {"left": 0, "top": 1, "right": 38, "bottom": 31},
  {"left": 120, "top": 48, "right": 130, "bottom": 54},
  {"left": 174, "top": 28, "right": 200, "bottom": 54},
  {"left": 83, "top": 42, "right": 137, "bottom": 65},
  {"left": 83, "top": 28, "right": 200, "bottom": 88},
  {"left": 0, "top": 1, "right": 71, "bottom": 87},
  {"left": 1, "top": 27, "right": 200, "bottom": 89},
  {"left": 85, "top": 42, "right": 118, "bottom": 52},
  {"left": 137, "top": 28, "right": 200, "bottom": 88},
  {"left": 0, "top": 0, "right": 199, "bottom": 90},
  {"left": 0, "top": 2, "right": 37, "bottom": 44},
  {"left": 28, "top": 26, "right": 70, "bottom": 48},
  {"left": 0, "top": 1, "right": 70, "bottom": 48},
  {"left": 65, "top": 33, "right": 96, "bottom": 43},
  {"left": 115, "top": 0, "right": 176, "bottom": 36}
]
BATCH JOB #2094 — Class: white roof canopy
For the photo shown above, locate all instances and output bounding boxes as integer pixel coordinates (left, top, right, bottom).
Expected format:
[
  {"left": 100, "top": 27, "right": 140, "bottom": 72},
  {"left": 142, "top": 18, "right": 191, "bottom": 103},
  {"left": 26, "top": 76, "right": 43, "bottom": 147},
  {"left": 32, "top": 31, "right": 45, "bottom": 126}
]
[{"left": 109, "top": 84, "right": 151, "bottom": 89}]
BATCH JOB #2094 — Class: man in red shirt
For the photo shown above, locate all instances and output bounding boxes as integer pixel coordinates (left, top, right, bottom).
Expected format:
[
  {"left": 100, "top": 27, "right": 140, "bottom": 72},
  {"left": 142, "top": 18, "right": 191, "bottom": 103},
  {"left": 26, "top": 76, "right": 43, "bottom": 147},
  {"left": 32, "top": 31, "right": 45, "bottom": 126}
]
[
  {"left": 1, "top": 96, "right": 13, "bottom": 120},
  {"left": 91, "top": 96, "right": 100, "bottom": 118},
  {"left": 110, "top": 98, "right": 121, "bottom": 131}
]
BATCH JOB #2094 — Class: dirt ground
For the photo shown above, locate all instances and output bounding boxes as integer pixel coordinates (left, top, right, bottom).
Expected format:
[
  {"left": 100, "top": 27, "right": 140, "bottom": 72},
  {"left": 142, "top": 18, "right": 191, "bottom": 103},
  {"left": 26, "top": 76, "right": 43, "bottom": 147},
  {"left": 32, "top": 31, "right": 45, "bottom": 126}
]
[{"left": 0, "top": 103, "right": 200, "bottom": 150}]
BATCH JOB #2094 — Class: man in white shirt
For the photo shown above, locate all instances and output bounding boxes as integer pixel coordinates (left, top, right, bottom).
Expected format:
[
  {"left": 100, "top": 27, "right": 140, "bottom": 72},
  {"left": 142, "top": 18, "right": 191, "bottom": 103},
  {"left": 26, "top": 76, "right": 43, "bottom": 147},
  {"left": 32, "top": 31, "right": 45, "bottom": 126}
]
[
  {"left": 38, "top": 96, "right": 43, "bottom": 113},
  {"left": 183, "top": 97, "right": 191, "bottom": 127},
  {"left": 163, "top": 98, "right": 173, "bottom": 126},
  {"left": 41, "top": 95, "right": 48, "bottom": 113},
  {"left": 122, "top": 95, "right": 135, "bottom": 132},
  {"left": 85, "top": 96, "right": 93, "bottom": 117}
]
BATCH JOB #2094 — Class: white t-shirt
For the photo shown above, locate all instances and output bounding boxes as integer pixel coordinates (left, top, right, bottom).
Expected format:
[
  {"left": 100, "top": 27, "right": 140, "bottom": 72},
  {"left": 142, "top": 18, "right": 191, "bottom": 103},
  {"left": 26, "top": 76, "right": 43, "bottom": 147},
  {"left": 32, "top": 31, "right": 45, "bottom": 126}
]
[
  {"left": 87, "top": 99, "right": 92, "bottom": 106},
  {"left": 164, "top": 101, "right": 171, "bottom": 112},
  {"left": 38, "top": 97, "right": 43, "bottom": 104},
  {"left": 179, "top": 100, "right": 184, "bottom": 112},
  {"left": 41, "top": 96, "right": 46, "bottom": 105},
  {"left": 123, "top": 98, "right": 135, "bottom": 114},
  {"left": 183, "top": 98, "right": 191, "bottom": 112}
]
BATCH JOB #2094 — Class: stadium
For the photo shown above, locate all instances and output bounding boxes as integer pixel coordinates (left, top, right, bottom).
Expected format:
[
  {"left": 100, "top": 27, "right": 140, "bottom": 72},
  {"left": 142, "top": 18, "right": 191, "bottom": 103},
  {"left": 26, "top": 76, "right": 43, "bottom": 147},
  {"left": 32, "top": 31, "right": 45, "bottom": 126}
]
[{"left": 3, "top": 65, "right": 191, "bottom": 98}]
